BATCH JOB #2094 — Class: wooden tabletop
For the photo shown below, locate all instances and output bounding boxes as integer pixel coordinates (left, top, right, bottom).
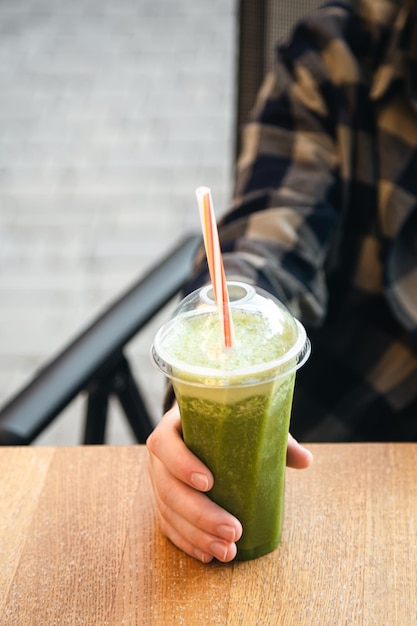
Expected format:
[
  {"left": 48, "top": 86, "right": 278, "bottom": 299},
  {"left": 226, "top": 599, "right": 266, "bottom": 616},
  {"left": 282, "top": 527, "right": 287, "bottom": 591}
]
[{"left": 0, "top": 443, "right": 416, "bottom": 625}]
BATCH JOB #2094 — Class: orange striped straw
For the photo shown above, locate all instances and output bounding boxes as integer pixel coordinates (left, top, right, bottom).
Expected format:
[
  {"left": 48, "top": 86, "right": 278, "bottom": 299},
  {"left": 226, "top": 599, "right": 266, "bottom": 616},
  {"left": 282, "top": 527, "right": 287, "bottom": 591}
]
[{"left": 196, "top": 186, "right": 234, "bottom": 349}]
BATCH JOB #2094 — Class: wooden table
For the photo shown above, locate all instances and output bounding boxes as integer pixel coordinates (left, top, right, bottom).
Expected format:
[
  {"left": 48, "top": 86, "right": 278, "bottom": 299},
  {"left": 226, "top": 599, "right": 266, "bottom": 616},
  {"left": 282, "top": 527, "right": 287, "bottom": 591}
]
[{"left": 0, "top": 444, "right": 416, "bottom": 625}]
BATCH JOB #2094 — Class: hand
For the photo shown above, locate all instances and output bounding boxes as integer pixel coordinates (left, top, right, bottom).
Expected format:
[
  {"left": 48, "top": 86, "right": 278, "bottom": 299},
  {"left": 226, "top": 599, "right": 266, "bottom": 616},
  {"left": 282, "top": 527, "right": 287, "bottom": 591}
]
[{"left": 146, "top": 403, "right": 313, "bottom": 563}]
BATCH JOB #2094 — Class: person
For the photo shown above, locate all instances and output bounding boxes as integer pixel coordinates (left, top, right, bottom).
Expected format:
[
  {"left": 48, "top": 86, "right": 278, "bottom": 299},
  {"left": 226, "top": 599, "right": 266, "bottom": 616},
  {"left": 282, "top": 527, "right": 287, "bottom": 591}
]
[{"left": 147, "top": 0, "right": 417, "bottom": 563}]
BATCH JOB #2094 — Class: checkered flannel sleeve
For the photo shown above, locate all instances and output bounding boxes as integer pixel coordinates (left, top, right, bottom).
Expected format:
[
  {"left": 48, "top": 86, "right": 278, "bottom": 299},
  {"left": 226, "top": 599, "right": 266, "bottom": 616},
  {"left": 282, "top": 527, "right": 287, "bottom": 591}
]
[{"left": 187, "top": 6, "right": 347, "bottom": 329}]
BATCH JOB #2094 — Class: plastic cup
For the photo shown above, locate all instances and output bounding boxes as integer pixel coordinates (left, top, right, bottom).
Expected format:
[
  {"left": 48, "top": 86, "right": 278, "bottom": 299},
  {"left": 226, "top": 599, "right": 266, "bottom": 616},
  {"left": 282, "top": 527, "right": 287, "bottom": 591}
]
[{"left": 152, "top": 281, "right": 310, "bottom": 561}]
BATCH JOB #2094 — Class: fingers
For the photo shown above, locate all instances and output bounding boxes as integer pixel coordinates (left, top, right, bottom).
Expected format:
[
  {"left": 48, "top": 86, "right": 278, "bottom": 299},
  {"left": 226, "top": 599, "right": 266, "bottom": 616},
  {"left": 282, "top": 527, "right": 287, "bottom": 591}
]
[
  {"left": 286, "top": 433, "right": 313, "bottom": 469},
  {"left": 147, "top": 404, "right": 242, "bottom": 563},
  {"left": 147, "top": 404, "right": 214, "bottom": 491},
  {"left": 154, "top": 473, "right": 240, "bottom": 563}
]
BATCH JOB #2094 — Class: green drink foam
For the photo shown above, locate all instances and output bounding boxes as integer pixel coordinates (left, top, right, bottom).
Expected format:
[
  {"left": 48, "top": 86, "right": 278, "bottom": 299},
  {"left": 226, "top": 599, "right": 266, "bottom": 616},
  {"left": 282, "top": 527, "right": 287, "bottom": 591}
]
[{"left": 164, "top": 309, "right": 296, "bottom": 373}]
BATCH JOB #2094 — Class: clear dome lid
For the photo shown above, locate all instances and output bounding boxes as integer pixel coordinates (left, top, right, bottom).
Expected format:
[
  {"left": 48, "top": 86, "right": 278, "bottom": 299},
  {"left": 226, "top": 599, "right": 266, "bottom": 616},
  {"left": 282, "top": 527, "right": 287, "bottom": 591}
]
[{"left": 152, "top": 281, "right": 310, "bottom": 386}]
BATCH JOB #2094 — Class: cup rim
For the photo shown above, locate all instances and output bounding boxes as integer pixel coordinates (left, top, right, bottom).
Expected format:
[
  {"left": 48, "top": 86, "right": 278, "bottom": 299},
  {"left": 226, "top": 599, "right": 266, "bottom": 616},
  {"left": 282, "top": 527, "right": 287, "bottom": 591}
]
[{"left": 152, "top": 317, "right": 310, "bottom": 386}]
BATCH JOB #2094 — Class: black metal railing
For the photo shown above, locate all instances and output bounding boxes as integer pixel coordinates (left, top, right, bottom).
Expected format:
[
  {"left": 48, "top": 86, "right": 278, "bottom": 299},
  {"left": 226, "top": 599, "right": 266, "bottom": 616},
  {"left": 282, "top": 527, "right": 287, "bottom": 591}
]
[{"left": 0, "top": 234, "right": 200, "bottom": 445}]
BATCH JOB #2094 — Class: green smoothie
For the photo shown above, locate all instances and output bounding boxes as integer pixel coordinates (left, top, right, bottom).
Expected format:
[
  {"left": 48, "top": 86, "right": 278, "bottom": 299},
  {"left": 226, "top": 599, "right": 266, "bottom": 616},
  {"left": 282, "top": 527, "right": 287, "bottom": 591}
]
[
  {"left": 152, "top": 282, "right": 310, "bottom": 561},
  {"left": 174, "top": 372, "right": 295, "bottom": 560}
]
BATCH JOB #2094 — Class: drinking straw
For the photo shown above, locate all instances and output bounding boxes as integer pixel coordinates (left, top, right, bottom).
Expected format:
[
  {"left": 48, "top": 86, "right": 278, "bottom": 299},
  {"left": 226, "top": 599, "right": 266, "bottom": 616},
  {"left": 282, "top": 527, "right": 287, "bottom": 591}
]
[{"left": 196, "top": 186, "right": 234, "bottom": 349}]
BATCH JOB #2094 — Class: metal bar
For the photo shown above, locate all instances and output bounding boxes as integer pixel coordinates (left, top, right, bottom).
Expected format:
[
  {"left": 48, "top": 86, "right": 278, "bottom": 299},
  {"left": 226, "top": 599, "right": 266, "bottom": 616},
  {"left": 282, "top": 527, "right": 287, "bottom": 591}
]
[
  {"left": 111, "top": 356, "right": 154, "bottom": 444},
  {"left": 83, "top": 385, "right": 109, "bottom": 445}
]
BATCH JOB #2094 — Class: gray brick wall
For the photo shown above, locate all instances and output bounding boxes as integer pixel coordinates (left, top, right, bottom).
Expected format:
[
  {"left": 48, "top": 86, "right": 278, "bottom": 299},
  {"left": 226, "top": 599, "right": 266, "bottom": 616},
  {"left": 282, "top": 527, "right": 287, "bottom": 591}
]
[{"left": 0, "top": 0, "right": 236, "bottom": 444}]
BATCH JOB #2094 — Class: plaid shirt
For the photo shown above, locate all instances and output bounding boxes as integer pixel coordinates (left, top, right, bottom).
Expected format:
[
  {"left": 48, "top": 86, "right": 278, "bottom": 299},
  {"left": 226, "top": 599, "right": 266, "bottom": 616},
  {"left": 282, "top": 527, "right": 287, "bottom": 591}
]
[{"left": 187, "top": 0, "right": 417, "bottom": 441}]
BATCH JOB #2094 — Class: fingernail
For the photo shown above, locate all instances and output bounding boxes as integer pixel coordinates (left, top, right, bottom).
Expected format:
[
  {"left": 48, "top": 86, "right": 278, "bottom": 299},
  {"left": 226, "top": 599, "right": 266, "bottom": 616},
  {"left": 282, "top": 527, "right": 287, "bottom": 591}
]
[
  {"left": 193, "top": 548, "right": 213, "bottom": 564},
  {"left": 191, "top": 472, "right": 209, "bottom": 491},
  {"left": 217, "top": 524, "right": 236, "bottom": 542},
  {"left": 210, "top": 541, "right": 228, "bottom": 561}
]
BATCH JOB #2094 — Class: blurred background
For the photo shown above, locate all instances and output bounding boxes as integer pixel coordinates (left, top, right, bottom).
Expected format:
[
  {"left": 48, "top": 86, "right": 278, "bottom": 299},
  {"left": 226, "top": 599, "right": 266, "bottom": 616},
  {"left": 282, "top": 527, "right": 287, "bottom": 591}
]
[{"left": 0, "top": 0, "right": 236, "bottom": 445}]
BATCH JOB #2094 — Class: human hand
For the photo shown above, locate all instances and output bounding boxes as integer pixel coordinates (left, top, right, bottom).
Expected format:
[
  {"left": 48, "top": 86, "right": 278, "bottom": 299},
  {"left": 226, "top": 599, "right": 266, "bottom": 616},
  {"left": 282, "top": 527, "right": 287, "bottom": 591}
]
[{"left": 146, "top": 403, "right": 312, "bottom": 563}]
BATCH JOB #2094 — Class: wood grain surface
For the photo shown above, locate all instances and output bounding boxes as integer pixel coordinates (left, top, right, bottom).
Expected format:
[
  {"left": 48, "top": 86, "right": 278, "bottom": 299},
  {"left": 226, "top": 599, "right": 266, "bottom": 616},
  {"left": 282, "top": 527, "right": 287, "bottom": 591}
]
[{"left": 0, "top": 443, "right": 416, "bottom": 625}]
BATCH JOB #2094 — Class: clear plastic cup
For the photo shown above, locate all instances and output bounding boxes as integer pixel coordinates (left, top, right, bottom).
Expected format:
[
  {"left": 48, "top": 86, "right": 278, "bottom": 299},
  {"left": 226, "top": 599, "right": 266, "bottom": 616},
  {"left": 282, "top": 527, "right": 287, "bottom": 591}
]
[{"left": 152, "top": 281, "right": 310, "bottom": 560}]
